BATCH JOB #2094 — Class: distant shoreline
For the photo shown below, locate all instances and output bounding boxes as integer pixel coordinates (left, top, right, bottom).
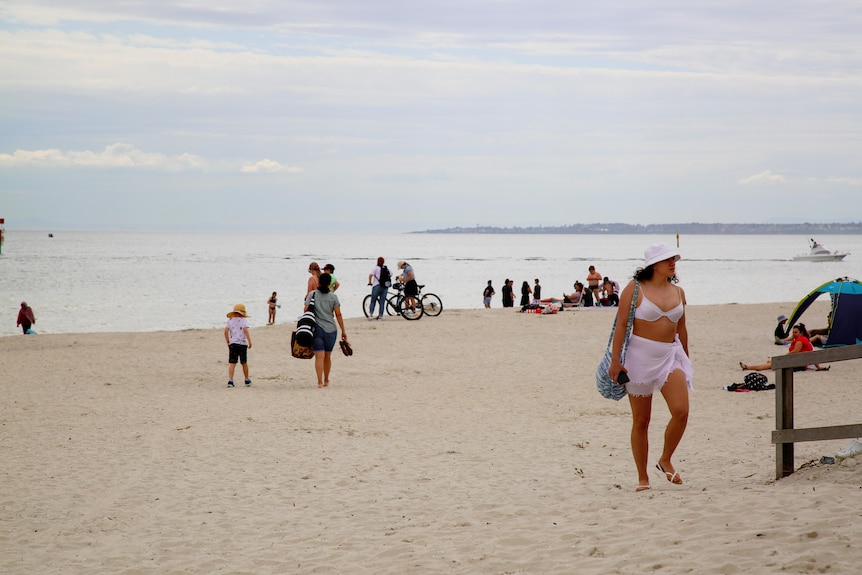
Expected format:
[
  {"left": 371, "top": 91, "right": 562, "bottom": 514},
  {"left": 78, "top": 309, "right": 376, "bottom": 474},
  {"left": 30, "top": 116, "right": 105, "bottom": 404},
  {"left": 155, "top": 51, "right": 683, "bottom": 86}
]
[{"left": 413, "top": 223, "right": 862, "bottom": 234}]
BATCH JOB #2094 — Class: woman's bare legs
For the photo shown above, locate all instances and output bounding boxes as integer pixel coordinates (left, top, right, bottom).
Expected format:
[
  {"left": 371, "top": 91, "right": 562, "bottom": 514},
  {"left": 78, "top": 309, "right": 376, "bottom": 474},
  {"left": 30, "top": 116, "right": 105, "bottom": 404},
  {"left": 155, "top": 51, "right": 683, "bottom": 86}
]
[
  {"left": 657, "top": 370, "right": 689, "bottom": 483},
  {"left": 314, "top": 351, "right": 325, "bottom": 387},
  {"left": 322, "top": 351, "right": 332, "bottom": 386},
  {"left": 628, "top": 393, "right": 653, "bottom": 490},
  {"left": 629, "top": 370, "right": 689, "bottom": 489},
  {"left": 740, "top": 360, "right": 772, "bottom": 371}
]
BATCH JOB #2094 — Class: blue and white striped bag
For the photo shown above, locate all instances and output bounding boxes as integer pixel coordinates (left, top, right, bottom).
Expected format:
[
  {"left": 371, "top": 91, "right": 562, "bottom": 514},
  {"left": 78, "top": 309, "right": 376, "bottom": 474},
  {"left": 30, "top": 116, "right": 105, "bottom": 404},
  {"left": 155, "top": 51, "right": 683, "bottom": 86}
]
[
  {"left": 596, "top": 282, "right": 639, "bottom": 401},
  {"left": 293, "top": 292, "right": 317, "bottom": 349}
]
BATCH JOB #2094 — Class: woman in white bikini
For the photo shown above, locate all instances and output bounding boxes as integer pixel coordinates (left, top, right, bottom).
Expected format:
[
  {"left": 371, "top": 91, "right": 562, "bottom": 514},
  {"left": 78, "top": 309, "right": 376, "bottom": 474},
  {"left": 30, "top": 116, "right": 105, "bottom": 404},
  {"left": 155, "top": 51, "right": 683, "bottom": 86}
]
[{"left": 609, "top": 243, "right": 693, "bottom": 493}]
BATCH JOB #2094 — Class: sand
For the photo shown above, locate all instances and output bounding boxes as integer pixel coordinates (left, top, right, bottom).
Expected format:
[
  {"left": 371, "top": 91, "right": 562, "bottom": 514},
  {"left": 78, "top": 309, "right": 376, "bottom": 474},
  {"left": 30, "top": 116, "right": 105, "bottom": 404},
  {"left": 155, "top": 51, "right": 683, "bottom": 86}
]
[{"left": 2, "top": 300, "right": 861, "bottom": 574}]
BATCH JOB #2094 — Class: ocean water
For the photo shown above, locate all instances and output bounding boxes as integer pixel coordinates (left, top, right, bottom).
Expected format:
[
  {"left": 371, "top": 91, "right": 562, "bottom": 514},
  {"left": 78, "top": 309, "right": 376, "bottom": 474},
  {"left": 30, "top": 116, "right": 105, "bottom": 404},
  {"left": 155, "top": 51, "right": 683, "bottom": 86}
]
[{"left": 1, "top": 230, "right": 859, "bottom": 336}]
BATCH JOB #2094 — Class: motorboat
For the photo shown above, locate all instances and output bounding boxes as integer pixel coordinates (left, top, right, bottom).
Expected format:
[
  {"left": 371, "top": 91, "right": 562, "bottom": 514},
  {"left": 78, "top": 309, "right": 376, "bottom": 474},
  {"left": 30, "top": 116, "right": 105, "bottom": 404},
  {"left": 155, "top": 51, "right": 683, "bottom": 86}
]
[{"left": 792, "top": 238, "right": 849, "bottom": 262}]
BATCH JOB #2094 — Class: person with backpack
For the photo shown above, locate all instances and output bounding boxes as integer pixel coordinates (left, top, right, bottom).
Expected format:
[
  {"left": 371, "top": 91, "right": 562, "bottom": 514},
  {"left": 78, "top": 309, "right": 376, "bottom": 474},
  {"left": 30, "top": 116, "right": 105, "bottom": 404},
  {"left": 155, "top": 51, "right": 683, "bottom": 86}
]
[{"left": 367, "top": 256, "right": 391, "bottom": 320}]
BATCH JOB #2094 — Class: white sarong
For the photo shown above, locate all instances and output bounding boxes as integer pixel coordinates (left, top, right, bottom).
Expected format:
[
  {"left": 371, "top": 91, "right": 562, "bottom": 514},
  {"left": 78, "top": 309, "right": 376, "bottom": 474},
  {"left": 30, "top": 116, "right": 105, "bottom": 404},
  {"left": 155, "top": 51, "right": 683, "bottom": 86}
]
[{"left": 623, "top": 334, "right": 693, "bottom": 397}]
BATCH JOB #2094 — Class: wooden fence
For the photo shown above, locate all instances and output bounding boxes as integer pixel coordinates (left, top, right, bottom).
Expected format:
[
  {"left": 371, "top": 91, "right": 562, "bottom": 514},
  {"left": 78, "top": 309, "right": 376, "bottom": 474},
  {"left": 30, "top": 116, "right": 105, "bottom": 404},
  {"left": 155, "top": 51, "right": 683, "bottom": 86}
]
[{"left": 771, "top": 344, "right": 862, "bottom": 479}]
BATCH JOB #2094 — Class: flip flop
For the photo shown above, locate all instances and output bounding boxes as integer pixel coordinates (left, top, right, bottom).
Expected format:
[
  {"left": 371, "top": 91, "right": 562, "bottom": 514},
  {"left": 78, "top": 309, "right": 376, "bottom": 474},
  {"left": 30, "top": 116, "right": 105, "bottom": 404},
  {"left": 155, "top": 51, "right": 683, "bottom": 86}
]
[
  {"left": 739, "top": 362, "right": 748, "bottom": 370},
  {"left": 656, "top": 462, "right": 683, "bottom": 485},
  {"left": 635, "top": 485, "right": 651, "bottom": 493}
]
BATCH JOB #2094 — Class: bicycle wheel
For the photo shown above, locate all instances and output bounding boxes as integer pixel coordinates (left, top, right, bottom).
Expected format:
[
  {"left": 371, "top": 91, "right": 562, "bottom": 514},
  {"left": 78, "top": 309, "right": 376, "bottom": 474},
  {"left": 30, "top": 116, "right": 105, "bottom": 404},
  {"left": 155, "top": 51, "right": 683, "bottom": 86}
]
[
  {"left": 420, "top": 293, "right": 443, "bottom": 316},
  {"left": 398, "top": 295, "right": 424, "bottom": 320},
  {"left": 386, "top": 295, "right": 401, "bottom": 316},
  {"left": 362, "top": 294, "right": 373, "bottom": 318}
]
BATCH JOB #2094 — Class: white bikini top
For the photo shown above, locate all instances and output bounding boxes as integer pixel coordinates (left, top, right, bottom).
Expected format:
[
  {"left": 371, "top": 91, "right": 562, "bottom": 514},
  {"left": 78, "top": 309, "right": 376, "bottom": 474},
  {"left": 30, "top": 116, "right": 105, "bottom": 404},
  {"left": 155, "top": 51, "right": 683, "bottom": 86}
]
[{"left": 634, "top": 287, "right": 684, "bottom": 323}]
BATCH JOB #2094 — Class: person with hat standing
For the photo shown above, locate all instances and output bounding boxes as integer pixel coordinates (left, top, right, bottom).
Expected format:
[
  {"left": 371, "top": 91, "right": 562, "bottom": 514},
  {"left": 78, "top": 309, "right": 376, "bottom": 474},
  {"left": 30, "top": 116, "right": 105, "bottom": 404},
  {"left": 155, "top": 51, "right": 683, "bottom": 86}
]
[
  {"left": 774, "top": 314, "right": 791, "bottom": 345},
  {"left": 224, "top": 303, "right": 252, "bottom": 388},
  {"left": 397, "top": 261, "right": 418, "bottom": 316},
  {"left": 608, "top": 242, "right": 693, "bottom": 492}
]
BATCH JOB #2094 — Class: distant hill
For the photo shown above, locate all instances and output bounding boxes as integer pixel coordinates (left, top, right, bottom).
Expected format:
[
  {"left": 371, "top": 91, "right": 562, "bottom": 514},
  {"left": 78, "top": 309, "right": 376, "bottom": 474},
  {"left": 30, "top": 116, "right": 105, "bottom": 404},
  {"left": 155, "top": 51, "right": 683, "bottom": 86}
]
[{"left": 413, "top": 223, "right": 862, "bottom": 234}]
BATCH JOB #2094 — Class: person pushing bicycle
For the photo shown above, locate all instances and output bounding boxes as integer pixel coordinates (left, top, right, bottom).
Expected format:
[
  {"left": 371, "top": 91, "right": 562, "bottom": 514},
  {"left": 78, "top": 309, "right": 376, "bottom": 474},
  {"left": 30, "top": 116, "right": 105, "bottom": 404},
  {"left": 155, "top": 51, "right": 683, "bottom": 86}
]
[{"left": 397, "top": 261, "right": 419, "bottom": 316}]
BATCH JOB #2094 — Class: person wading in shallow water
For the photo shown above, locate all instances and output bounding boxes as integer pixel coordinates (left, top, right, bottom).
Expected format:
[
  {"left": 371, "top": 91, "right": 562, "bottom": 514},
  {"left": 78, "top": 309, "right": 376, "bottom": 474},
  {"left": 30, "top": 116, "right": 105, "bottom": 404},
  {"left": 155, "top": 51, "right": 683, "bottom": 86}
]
[{"left": 17, "top": 302, "right": 36, "bottom": 334}]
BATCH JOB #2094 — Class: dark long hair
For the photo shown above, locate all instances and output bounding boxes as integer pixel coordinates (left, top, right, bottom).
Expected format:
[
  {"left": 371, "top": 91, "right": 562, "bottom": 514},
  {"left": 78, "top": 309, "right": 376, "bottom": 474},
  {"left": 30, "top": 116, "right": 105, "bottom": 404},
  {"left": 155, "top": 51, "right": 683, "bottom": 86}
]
[
  {"left": 318, "top": 273, "right": 332, "bottom": 294},
  {"left": 793, "top": 323, "right": 810, "bottom": 338},
  {"left": 634, "top": 265, "right": 679, "bottom": 284}
]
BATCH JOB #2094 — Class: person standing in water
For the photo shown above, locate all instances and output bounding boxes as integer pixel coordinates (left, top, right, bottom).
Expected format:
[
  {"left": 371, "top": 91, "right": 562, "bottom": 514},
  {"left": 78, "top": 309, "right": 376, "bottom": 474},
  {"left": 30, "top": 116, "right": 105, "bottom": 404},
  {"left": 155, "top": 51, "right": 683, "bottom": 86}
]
[
  {"left": 267, "top": 292, "right": 278, "bottom": 325},
  {"left": 17, "top": 302, "right": 36, "bottom": 334}
]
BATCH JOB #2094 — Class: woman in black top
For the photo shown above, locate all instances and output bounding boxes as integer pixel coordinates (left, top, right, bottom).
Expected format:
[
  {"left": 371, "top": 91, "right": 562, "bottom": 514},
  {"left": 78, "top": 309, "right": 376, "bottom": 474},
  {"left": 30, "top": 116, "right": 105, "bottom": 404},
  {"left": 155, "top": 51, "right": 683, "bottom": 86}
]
[
  {"left": 501, "top": 279, "right": 514, "bottom": 307},
  {"left": 520, "top": 281, "right": 532, "bottom": 307}
]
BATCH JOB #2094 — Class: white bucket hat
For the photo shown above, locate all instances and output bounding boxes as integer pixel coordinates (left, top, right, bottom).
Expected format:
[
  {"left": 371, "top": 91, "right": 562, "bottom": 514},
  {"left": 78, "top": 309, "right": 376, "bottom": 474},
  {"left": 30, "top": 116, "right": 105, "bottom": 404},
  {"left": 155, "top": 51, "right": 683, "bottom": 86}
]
[{"left": 644, "top": 243, "right": 681, "bottom": 268}]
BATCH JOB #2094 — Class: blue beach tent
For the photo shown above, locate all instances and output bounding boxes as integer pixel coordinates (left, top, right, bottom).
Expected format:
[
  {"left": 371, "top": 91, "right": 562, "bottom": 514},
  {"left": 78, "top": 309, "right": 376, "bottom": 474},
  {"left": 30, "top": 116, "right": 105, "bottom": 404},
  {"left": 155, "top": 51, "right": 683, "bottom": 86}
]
[{"left": 782, "top": 277, "right": 862, "bottom": 346}]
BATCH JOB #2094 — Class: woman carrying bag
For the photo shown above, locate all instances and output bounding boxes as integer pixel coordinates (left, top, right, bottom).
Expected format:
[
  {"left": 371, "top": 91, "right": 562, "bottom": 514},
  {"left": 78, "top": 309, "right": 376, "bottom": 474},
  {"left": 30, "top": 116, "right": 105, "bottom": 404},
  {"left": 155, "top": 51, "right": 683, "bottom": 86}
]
[
  {"left": 608, "top": 243, "right": 693, "bottom": 493},
  {"left": 304, "top": 273, "right": 347, "bottom": 388}
]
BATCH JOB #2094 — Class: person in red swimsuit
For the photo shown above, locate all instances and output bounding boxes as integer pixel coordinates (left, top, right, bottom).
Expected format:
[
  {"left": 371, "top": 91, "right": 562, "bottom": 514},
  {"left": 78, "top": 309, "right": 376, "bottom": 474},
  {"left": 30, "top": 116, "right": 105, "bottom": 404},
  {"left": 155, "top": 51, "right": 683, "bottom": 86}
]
[{"left": 740, "top": 323, "right": 829, "bottom": 371}]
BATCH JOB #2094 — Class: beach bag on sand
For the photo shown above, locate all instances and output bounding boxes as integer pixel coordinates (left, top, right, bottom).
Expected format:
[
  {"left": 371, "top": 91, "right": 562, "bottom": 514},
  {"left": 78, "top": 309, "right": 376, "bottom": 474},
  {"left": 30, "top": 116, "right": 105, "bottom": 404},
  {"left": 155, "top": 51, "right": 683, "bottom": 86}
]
[
  {"left": 596, "top": 281, "right": 639, "bottom": 401},
  {"left": 724, "top": 372, "right": 773, "bottom": 392}
]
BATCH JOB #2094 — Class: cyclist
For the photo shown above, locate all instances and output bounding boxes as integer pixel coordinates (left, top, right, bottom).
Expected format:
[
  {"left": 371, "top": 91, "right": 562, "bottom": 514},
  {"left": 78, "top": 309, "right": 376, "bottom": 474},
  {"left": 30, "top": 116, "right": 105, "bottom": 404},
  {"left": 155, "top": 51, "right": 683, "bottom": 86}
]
[{"left": 397, "top": 261, "right": 419, "bottom": 316}]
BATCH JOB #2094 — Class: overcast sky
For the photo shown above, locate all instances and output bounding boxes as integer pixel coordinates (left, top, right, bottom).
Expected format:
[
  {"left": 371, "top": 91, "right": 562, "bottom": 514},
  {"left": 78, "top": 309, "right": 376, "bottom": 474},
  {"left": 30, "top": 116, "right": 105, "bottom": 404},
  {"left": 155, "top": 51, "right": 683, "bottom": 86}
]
[{"left": 2, "top": 1, "right": 861, "bottom": 232}]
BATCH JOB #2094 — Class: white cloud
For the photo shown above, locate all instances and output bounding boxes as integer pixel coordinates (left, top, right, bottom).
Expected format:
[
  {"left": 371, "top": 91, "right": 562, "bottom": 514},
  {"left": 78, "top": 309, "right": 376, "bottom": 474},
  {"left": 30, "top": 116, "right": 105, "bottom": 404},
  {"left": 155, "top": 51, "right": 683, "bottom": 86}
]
[
  {"left": 240, "top": 159, "right": 302, "bottom": 174},
  {"left": 2, "top": 1, "right": 861, "bottom": 230},
  {"left": 0, "top": 143, "right": 207, "bottom": 171},
  {"left": 738, "top": 170, "right": 786, "bottom": 185},
  {"left": 825, "top": 176, "right": 862, "bottom": 186}
]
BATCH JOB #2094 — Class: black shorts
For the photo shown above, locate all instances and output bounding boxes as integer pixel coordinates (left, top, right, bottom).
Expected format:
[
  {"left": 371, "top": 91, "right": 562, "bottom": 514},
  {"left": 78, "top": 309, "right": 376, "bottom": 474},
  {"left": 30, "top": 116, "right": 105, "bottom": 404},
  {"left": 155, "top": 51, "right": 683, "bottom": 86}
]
[
  {"left": 229, "top": 343, "right": 248, "bottom": 364},
  {"left": 404, "top": 280, "right": 418, "bottom": 296}
]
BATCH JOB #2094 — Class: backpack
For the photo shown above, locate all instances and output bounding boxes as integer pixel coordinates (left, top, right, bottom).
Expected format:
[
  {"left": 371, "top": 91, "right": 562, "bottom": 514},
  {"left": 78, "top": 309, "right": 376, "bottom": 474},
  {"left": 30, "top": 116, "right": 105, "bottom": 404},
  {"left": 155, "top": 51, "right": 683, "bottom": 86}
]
[
  {"left": 725, "top": 372, "right": 774, "bottom": 392},
  {"left": 744, "top": 373, "right": 768, "bottom": 386},
  {"left": 378, "top": 265, "right": 392, "bottom": 287}
]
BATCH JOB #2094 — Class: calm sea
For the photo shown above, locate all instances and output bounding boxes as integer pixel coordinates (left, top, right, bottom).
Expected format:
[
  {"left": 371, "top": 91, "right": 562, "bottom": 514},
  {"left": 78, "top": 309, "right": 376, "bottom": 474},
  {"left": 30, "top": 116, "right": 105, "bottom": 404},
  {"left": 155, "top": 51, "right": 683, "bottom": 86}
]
[{"left": 1, "top": 231, "right": 859, "bottom": 336}]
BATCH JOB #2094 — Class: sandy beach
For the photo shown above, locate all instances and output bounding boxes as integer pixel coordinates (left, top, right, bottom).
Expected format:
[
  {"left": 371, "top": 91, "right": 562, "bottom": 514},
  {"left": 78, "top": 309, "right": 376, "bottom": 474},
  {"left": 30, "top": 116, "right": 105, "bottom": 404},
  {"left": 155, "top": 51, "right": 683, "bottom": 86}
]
[{"left": 3, "top": 300, "right": 861, "bottom": 574}]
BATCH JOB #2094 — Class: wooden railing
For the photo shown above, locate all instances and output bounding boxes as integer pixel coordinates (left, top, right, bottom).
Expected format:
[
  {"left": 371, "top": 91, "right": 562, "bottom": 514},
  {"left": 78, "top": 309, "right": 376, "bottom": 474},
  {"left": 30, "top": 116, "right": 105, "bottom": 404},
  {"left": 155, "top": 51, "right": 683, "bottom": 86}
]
[{"left": 771, "top": 344, "right": 862, "bottom": 479}]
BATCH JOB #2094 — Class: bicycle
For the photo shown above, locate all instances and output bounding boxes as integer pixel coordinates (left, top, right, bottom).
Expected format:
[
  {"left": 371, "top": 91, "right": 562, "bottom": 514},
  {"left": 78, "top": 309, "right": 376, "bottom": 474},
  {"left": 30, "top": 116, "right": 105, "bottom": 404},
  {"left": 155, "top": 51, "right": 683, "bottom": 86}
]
[
  {"left": 417, "top": 287, "right": 443, "bottom": 317},
  {"left": 363, "top": 282, "right": 423, "bottom": 320},
  {"left": 363, "top": 283, "right": 443, "bottom": 320}
]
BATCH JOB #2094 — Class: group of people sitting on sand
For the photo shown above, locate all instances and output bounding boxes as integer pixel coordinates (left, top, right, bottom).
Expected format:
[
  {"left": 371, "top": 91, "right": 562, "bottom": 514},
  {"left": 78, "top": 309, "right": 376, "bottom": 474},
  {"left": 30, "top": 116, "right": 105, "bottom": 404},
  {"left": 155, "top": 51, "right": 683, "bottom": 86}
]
[
  {"left": 537, "top": 277, "right": 620, "bottom": 308},
  {"left": 739, "top": 314, "right": 832, "bottom": 373}
]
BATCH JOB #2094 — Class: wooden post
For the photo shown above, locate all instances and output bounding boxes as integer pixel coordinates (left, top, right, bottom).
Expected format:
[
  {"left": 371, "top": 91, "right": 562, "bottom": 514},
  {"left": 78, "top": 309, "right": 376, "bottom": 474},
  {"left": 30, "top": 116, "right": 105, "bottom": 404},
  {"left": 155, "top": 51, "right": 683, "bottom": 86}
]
[
  {"left": 775, "top": 367, "right": 795, "bottom": 479},
  {"left": 770, "top": 345, "right": 862, "bottom": 478}
]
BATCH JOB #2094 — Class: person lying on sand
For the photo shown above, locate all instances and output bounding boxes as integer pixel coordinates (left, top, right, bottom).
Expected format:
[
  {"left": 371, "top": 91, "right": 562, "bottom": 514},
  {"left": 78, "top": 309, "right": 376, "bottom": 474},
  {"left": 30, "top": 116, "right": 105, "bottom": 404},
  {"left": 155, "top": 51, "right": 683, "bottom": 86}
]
[
  {"left": 540, "top": 282, "right": 585, "bottom": 306},
  {"left": 740, "top": 323, "right": 829, "bottom": 372}
]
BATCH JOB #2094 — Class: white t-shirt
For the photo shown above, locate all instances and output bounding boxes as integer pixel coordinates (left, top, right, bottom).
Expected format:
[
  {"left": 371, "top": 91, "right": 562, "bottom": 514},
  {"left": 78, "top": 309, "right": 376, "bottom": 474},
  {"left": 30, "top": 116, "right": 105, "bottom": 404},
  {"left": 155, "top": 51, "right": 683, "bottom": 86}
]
[
  {"left": 226, "top": 316, "right": 249, "bottom": 345},
  {"left": 370, "top": 265, "right": 382, "bottom": 287}
]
